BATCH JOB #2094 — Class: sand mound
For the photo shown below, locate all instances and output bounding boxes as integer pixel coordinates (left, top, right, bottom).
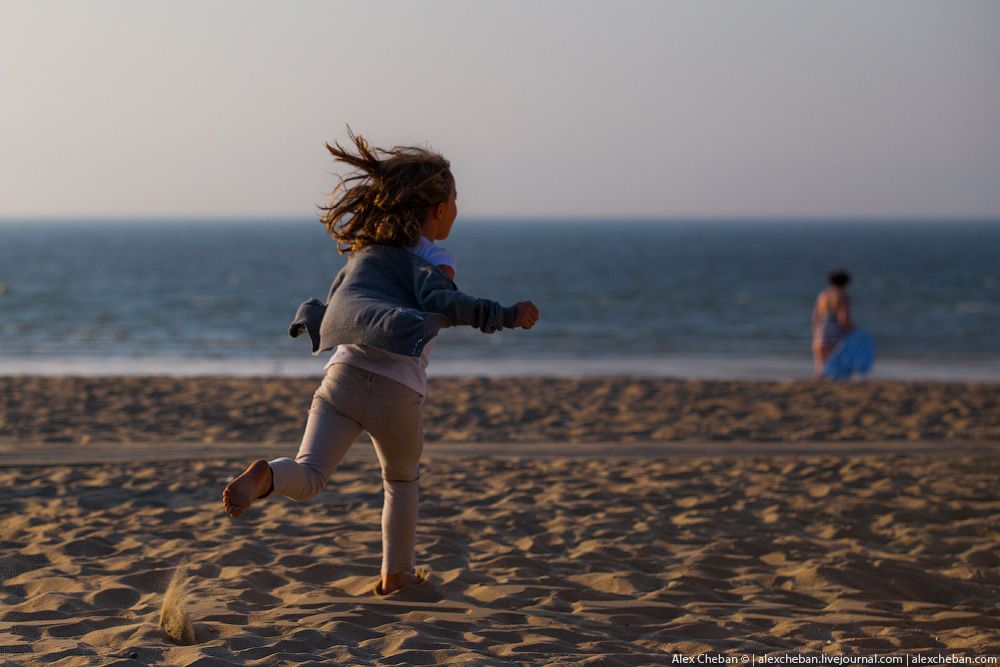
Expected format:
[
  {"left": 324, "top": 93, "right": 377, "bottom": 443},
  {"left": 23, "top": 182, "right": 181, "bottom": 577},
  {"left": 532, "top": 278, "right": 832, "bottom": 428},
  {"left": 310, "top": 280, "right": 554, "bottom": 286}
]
[{"left": 159, "top": 564, "right": 196, "bottom": 645}]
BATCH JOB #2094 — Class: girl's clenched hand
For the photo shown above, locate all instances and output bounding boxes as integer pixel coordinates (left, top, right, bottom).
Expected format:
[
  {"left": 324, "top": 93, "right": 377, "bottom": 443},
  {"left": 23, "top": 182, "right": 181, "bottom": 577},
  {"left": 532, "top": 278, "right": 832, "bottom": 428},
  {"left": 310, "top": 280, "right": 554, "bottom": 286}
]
[{"left": 513, "top": 301, "right": 540, "bottom": 329}]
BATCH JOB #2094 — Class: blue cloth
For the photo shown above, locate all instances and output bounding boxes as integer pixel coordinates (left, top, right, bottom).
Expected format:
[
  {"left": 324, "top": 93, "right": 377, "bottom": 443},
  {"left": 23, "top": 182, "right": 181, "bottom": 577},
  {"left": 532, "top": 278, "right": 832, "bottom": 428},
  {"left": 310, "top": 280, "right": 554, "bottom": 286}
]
[{"left": 823, "top": 329, "right": 876, "bottom": 380}]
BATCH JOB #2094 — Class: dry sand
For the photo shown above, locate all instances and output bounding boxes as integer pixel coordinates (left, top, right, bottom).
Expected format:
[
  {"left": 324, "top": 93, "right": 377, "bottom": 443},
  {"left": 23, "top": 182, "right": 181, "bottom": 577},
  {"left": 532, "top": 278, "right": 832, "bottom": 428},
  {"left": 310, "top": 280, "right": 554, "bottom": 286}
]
[
  {"left": 1, "top": 377, "right": 998, "bottom": 664},
  {"left": 2, "top": 376, "right": 999, "bottom": 445}
]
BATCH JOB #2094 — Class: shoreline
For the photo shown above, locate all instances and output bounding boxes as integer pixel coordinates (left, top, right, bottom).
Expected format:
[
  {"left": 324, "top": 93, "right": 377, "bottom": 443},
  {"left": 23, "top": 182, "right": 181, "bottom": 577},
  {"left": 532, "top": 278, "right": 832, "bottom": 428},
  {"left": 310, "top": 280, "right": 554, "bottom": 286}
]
[{"left": 4, "top": 354, "right": 1000, "bottom": 382}]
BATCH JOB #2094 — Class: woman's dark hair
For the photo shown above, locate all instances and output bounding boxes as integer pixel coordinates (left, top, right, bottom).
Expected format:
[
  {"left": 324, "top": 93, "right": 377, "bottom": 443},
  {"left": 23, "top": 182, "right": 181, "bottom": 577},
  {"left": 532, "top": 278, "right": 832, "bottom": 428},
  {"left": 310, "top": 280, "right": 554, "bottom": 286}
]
[
  {"left": 320, "top": 128, "right": 453, "bottom": 254},
  {"left": 828, "top": 270, "right": 851, "bottom": 287}
]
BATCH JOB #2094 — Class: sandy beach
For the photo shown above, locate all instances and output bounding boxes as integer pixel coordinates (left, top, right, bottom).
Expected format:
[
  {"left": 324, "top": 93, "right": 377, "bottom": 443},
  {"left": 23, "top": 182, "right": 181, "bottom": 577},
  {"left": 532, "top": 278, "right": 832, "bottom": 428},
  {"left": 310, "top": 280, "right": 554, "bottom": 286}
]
[
  {"left": 2, "top": 376, "right": 999, "bottom": 446},
  {"left": 1, "top": 377, "right": 998, "bottom": 664}
]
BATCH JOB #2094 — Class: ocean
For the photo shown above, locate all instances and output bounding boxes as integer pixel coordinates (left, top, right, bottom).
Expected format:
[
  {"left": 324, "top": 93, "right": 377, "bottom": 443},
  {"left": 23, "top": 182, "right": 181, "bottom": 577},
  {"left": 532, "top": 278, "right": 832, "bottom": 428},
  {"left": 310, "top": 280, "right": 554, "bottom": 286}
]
[{"left": 1, "top": 219, "right": 998, "bottom": 380}]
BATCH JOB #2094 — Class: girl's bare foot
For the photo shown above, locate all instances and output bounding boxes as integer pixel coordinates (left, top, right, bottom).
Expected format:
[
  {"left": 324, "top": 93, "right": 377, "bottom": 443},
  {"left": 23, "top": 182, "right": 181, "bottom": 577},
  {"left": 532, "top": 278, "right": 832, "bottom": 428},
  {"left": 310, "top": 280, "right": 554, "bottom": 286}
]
[
  {"left": 222, "top": 460, "right": 273, "bottom": 518},
  {"left": 378, "top": 570, "right": 424, "bottom": 595}
]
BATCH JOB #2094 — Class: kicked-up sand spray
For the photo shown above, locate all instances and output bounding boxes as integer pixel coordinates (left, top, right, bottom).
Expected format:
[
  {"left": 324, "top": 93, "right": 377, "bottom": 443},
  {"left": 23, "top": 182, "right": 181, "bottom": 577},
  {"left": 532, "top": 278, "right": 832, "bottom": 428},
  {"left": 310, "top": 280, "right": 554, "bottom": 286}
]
[{"left": 159, "top": 563, "right": 196, "bottom": 645}]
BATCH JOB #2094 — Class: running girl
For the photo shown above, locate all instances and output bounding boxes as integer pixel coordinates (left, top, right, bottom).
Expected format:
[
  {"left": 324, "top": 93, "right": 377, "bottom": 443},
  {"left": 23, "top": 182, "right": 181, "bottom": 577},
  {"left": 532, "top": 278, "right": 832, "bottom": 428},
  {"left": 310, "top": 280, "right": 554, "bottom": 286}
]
[{"left": 222, "top": 131, "right": 539, "bottom": 595}]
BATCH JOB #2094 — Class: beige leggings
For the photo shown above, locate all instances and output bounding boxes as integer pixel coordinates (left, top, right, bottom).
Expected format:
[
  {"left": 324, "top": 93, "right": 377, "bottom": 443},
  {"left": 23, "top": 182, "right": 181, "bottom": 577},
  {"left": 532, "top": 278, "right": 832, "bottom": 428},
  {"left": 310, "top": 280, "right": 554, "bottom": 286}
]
[{"left": 269, "top": 363, "right": 424, "bottom": 575}]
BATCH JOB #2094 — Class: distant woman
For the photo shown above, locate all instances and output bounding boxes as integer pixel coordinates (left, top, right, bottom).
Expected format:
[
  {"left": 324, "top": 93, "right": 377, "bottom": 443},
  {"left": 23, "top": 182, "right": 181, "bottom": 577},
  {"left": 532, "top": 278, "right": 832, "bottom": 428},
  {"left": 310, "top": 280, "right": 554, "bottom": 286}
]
[{"left": 811, "top": 270, "right": 854, "bottom": 378}]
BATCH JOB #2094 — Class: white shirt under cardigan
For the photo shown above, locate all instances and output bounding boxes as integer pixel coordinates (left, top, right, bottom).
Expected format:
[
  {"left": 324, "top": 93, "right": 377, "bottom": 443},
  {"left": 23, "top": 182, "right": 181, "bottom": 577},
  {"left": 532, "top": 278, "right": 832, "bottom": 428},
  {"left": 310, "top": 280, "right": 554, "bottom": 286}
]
[{"left": 326, "top": 236, "right": 458, "bottom": 396}]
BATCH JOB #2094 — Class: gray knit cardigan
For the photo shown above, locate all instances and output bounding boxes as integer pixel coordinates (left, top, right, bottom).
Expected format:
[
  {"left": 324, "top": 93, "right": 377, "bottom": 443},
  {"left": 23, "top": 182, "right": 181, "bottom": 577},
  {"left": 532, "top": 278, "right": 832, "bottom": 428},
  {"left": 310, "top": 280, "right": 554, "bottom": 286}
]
[{"left": 289, "top": 244, "right": 516, "bottom": 357}]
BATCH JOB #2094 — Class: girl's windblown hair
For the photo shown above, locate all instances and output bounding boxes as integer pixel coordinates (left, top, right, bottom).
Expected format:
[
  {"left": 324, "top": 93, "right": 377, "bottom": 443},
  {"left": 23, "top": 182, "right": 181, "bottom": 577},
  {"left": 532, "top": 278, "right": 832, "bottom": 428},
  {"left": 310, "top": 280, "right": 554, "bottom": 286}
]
[{"left": 321, "top": 129, "right": 453, "bottom": 254}]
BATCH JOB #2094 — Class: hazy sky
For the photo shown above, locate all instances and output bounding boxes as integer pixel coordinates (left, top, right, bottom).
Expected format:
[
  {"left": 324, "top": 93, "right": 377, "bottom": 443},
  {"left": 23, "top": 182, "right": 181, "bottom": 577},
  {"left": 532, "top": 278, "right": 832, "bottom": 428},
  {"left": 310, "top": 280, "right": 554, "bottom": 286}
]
[{"left": 2, "top": 1, "right": 999, "bottom": 219}]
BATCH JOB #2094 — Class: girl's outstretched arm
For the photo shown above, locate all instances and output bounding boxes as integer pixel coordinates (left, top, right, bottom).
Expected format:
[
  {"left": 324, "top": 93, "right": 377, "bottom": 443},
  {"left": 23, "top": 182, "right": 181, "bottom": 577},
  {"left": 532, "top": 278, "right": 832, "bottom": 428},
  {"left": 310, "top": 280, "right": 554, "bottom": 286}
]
[
  {"left": 414, "top": 262, "right": 538, "bottom": 333},
  {"left": 419, "top": 285, "right": 513, "bottom": 333}
]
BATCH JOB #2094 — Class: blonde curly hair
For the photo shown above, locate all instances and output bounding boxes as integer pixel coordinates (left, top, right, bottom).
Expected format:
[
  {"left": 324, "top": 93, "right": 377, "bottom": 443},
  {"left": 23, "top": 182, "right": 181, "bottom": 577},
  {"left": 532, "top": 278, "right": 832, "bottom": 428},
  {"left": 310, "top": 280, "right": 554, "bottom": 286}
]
[{"left": 320, "top": 129, "right": 453, "bottom": 254}]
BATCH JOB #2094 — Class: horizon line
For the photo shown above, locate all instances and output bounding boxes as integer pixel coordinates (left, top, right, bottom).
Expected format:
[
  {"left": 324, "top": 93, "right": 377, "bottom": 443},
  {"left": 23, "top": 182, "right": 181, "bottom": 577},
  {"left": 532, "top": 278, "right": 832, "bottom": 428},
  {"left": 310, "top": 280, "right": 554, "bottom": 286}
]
[{"left": 3, "top": 214, "right": 1000, "bottom": 224}]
